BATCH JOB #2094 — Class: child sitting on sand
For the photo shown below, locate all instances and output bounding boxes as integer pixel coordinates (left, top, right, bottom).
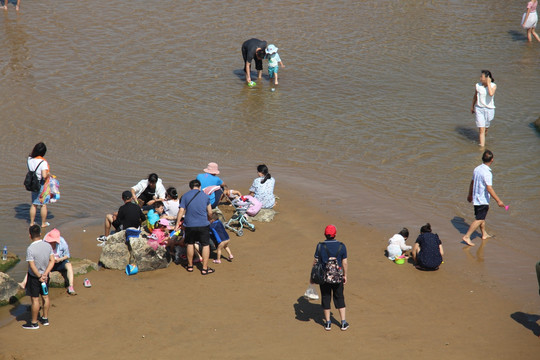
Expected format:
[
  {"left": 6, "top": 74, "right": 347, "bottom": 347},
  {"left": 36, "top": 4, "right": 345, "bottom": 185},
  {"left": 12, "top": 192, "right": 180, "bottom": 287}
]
[
  {"left": 386, "top": 228, "right": 411, "bottom": 260},
  {"left": 146, "top": 201, "right": 164, "bottom": 231},
  {"left": 147, "top": 218, "right": 171, "bottom": 250},
  {"left": 163, "top": 187, "right": 179, "bottom": 223},
  {"left": 210, "top": 213, "right": 234, "bottom": 263}
]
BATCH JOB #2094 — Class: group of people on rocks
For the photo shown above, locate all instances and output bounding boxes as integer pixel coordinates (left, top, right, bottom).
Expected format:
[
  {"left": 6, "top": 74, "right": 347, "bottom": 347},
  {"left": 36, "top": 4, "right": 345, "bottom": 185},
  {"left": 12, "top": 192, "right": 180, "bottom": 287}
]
[{"left": 97, "top": 162, "right": 276, "bottom": 276}]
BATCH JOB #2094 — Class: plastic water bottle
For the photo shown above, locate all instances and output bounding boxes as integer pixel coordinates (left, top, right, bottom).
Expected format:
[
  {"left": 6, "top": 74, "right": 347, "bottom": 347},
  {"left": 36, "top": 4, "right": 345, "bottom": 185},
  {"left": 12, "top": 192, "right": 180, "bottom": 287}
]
[
  {"left": 41, "top": 282, "right": 48, "bottom": 295},
  {"left": 2, "top": 246, "right": 7, "bottom": 261}
]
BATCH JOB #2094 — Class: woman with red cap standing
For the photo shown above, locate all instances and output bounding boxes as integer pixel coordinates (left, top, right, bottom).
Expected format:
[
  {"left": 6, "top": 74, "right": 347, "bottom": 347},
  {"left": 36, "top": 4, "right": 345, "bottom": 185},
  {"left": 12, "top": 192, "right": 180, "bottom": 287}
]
[{"left": 311, "top": 224, "right": 349, "bottom": 331}]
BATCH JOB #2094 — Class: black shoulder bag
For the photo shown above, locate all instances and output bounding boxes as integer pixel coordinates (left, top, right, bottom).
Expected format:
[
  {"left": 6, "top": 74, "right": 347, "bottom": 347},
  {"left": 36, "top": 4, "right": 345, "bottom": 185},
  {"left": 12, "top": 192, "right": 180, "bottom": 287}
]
[{"left": 310, "top": 242, "right": 326, "bottom": 285}]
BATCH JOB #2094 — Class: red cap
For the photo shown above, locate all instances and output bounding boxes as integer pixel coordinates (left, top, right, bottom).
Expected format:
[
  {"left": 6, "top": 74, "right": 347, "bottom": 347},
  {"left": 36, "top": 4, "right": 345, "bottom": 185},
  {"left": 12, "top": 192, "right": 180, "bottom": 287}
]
[{"left": 324, "top": 225, "right": 337, "bottom": 237}]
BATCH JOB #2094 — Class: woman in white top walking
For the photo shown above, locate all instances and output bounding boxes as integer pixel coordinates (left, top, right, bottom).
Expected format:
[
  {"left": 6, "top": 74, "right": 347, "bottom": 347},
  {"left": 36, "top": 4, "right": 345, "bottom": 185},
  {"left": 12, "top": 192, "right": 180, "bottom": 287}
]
[{"left": 471, "top": 70, "right": 497, "bottom": 148}]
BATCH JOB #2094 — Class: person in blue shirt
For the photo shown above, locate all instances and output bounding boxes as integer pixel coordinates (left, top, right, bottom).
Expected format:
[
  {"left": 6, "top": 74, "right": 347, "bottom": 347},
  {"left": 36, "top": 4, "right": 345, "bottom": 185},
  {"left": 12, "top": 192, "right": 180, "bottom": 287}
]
[
  {"left": 146, "top": 201, "right": 164, "bottom": 230},
  {"left": 209, "top": 213, "right": 234, "bottom": 263},
  {"left": 196, "top": 162, "right": 226, "bottom": 209},
  {"left": 174, "top": 179, "right": 214, "bottom": 275},
  {"left": 311, "top": 225, "right": 349, "bottom": 331}
]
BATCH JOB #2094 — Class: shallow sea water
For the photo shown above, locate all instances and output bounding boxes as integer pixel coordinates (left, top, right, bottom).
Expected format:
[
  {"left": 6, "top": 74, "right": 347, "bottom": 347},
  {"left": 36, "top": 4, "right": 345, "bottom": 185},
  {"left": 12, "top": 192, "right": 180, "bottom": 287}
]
[{"left": 0, "top": 0, "right": 539, "bottom": 303}]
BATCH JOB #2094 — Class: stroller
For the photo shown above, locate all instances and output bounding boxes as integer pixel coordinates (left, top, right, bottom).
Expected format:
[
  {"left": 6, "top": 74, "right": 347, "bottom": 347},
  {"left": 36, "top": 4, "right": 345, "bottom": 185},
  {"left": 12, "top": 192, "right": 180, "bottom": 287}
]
[{"left": 224, "top": 197, "right": 256, "bottom": 236}]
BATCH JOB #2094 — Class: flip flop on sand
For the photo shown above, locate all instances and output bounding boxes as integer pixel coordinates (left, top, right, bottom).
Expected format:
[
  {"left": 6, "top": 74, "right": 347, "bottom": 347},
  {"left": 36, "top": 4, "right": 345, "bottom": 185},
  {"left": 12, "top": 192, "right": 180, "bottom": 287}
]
[{"left": 41, "top": 222, "right": 50, "bottom": 228}]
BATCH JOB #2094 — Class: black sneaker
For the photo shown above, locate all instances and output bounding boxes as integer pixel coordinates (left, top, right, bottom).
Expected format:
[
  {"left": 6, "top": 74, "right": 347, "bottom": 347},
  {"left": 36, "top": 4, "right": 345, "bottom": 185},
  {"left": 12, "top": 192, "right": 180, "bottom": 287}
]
[
  {"left": 340, "top": 321, "right": 349, "bottom": 331},
  {"left": 22, "top": 322, "right": 39, "bottom": 330},
  {"left": 40, "top": 317, "right": 49, "bottom": 326},
  {"left": 324, "top": 322, "right": 331, "bottom": 331}
]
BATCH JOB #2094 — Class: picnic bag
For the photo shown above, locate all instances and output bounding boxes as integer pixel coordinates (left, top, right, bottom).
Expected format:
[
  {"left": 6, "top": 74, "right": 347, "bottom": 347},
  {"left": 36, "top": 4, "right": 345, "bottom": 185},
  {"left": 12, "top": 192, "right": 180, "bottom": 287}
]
[
  {"left": 310, "top": 243, "right": 326, "bottom": 285},
  {"left": 24, "top": 160, "right": 43, "bottom": 192},
  {"left": 323, "top": 243, "right": 344, "bottom": 284}
]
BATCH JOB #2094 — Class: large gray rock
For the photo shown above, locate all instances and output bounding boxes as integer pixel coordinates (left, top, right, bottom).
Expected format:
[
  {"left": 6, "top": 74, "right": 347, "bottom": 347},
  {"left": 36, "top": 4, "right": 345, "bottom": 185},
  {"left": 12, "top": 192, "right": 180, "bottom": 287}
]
[
  {"left": 99, "top": 231, "right": 170, "bottom": 272},
  {"left": 49, "top": 258, "right": 98, "bottom": 287},
  {"left": 99, "top": 242, "right": 130, "bottom": 270},
  {"left": 251, "top": 209, "right": 277, "bottom": 222},
  {"left": 129, "top": 237, "right": 170, "bottom": 272},
  {"left": 0, "top": 272, "right": 22, "bottom": 306},
  {"left": 107, "top": 230, "right": 128, "bottom": 244}
]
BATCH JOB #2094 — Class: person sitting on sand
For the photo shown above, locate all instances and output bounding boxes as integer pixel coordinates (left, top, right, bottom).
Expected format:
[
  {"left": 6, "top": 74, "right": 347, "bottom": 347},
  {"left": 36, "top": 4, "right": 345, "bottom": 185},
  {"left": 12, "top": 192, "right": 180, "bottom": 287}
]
[
  {"left": 131, "top": 173, "right": 166, "bottom": 209},
  {"left": 412, "top": 223, "right": 444, "bottom": 271},
  {"left": 146, "top": 201, "right": 165, "bottom": 231},
  {"left": 249, "top": 164, "right": 275, "bottom": 209},
  {"left": 197, "top": 162, "right": 226, "bottom": 209},
  {"left": 100, "top": 190, "right": 146, "bottom": 240},
  {"left": 210, "top": 213, "right": 234, "bottom": 263},
  {"left": 163, "top": 187, "right": 180, "bottom": 222},
  {"left": 147, "top": 218, "right": 171, "bottom": 250},
  {"left": 386, "top": 228, "right": 411, "bottom": 260}
]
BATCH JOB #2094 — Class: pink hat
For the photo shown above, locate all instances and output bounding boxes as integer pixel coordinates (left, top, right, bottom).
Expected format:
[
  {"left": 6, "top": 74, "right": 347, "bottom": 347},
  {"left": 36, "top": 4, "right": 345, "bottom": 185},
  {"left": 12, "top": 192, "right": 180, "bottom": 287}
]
[
  {"left": 203, "top": 162, "right": 220, "bottom": 175},
  {"left": 44, "top": 228, "right": 61, "bottom": 243},
  {"left": 158, "top": 218, "right": 170, "bottom": 227}
]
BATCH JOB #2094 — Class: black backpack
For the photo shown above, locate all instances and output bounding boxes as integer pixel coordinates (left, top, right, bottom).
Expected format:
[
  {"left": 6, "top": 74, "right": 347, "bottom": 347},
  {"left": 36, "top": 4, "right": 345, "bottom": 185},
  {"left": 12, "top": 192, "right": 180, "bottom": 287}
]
[{"left": 24, "top": 160, "right": 43, "bottom": 192}]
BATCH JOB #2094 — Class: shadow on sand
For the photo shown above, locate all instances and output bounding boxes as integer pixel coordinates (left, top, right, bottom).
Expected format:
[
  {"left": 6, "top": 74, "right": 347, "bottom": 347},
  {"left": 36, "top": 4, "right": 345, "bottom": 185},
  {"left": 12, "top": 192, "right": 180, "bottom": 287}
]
[
  {"left": 450, "top": 216, "right": 484, "bottom": 245},
  {"left": 293, "top": 296, "right": 325, "bottom": 327},
  {"left": 510, "top": 312, "right": 540, "bottom": 337}
]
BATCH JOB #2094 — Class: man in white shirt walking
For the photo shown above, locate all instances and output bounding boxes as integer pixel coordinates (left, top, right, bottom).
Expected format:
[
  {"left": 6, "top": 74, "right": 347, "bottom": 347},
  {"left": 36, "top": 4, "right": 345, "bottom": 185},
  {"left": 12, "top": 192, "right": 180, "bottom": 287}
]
[{"left": 462, "top": 150, "right": 505, "bottom": 246}]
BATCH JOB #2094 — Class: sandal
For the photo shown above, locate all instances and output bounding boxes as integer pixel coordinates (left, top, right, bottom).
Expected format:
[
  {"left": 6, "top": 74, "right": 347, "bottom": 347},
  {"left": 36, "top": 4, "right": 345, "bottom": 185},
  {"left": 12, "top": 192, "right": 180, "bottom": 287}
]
[
  {"left": 186, "top": 265, "right": 194, "bottom": 272},
  {"left": 201, "top": 267, "right": 215, "bottom": 275}
]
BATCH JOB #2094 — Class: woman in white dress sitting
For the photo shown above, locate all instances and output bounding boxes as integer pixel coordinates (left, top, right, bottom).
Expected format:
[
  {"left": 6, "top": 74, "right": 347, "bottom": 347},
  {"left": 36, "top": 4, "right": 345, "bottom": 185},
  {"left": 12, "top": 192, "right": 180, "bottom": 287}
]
[{"left": 249, "top": 164, "right": 275, "bottom": 209}]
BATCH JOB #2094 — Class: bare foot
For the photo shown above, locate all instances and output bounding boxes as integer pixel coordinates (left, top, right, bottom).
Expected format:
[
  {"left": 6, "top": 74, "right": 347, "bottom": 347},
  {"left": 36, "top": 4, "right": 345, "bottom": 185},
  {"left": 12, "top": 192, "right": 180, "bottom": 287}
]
[
  {"left": 462, "top": 236, "right": 476, "bottom": 246},
  {"left": 15, "top": 5, "right": 19, "bottom": 11},
  {"left": 275, "top": 81, "right": 278, "bottom": 85},
  {"left": 482, "top": 233, "right": 492, "bottom": 240},
  {"left": 2, "top": 5, "right": 7, "bottom": 10}
]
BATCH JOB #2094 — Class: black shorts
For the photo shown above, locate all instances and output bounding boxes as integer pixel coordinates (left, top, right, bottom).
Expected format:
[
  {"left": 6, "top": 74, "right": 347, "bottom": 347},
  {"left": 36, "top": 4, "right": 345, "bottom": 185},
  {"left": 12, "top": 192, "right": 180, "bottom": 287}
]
[
  {"left": 184, "top": 226, "right": 210, "bottom": 247},
  {"left": 474, "top": 205, "right": 489, "bottom": 220},
  {"left": 26, "top": 274, "right": 49, "bottom": 298},
  {"left": 319, "top": 282, "right": 346, "bottom": 310}
]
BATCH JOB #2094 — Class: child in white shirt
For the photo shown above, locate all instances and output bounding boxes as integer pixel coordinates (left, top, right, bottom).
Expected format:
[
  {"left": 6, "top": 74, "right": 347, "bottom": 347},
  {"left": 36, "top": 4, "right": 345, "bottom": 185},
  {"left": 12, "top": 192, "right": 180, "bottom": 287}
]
[{"left": 386, "top": 228, "right": 411, "bottom": 260}]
